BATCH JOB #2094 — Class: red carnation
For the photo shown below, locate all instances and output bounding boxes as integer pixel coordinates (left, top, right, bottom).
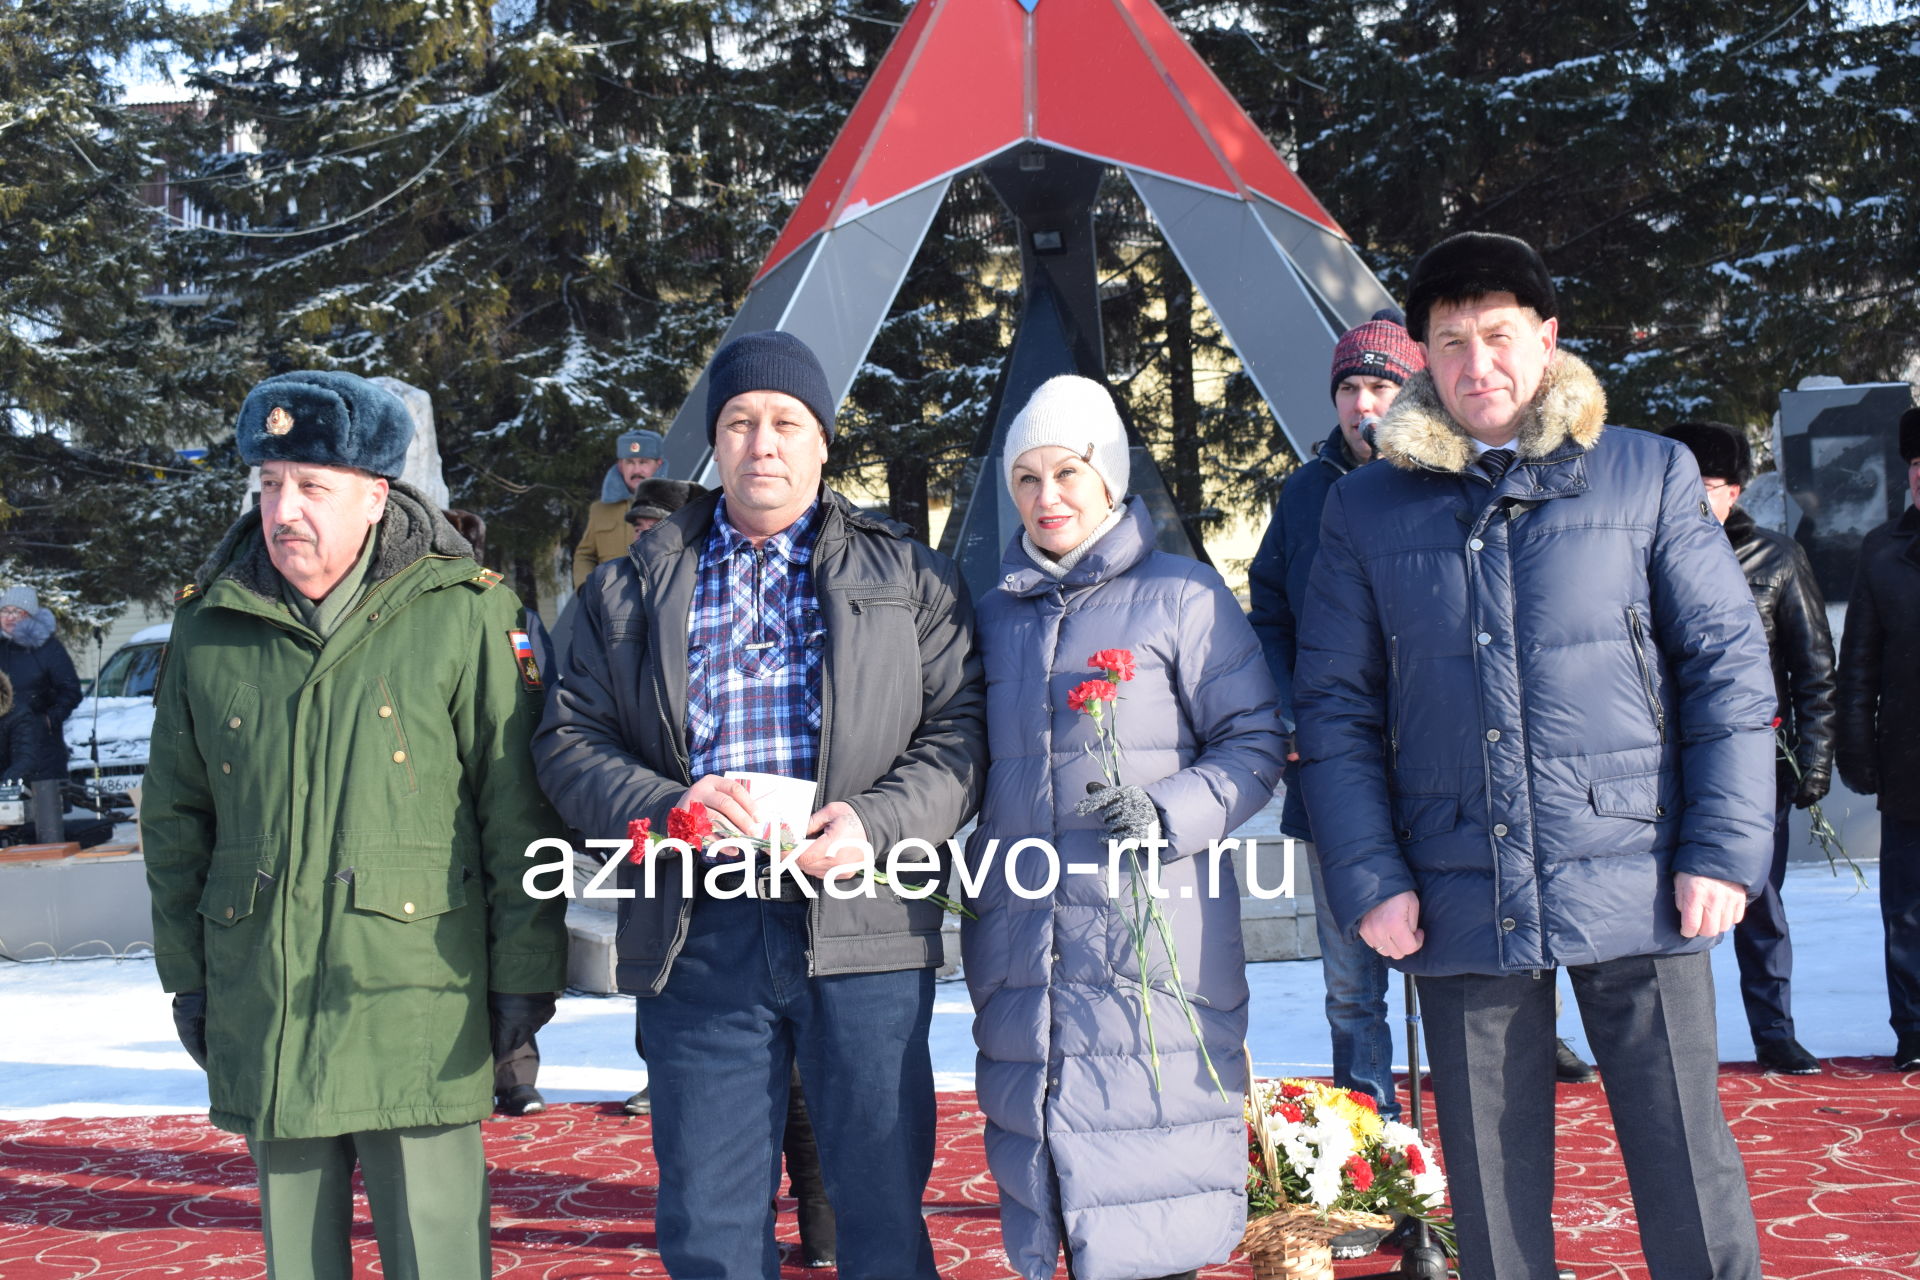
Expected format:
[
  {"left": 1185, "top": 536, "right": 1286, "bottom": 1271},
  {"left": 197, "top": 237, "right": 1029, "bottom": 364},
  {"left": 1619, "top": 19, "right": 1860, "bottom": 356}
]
[
  {"left": 667, "top": 801, "right": 713, "bottom": 850},
  {"left": 1279, "top": 1083, "right": 1308, "bottom": 1099},
  {"left": 1405, "top": 1144, "right": 1427, "bottom": 1175},
  {"left": 1277, "top": 1102, "right": 1305, "bottom": 1124},
  {"left": 1345, "top": 1154, "right": 1374, "bottom": 1192},
  {"left": 1088, "top": 648, "right": 1136, "bottom": 683},
  {"left": 627, "top": 817, "right": 652, "bottom": 865},
  {"left": 1067, "top": 679, "right": 1118, "bottom": 716},
  {"left": 1347, "top": 1089, "right": 1378, "bottom": 1112}
]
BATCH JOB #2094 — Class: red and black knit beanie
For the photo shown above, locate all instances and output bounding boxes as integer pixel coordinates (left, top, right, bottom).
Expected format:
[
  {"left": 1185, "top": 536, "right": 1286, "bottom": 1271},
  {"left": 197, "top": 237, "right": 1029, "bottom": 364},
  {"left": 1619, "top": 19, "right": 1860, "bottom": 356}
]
[{"left": 1330, "top": 307, "right": 1426, "bottom": 400}]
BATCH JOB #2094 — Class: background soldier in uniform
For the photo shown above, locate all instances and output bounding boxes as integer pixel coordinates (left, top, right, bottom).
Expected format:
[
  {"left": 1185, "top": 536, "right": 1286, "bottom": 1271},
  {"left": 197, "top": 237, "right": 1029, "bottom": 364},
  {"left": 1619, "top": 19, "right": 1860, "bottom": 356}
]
[
  {"left": 142, "top": 371, "right": 568, "bottom": 1280},
  {"left": 573, "top": 426, "right": 666, "bottom": 587}
]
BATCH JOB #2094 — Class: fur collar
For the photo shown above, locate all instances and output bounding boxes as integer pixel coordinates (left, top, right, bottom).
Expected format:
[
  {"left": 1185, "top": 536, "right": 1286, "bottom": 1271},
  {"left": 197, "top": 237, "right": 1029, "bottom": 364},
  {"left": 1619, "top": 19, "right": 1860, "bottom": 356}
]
[
  {"left": 1373, "top": 351, "right": 1608, "bottom": 475},
  {"left": 599, "top": 464, "right": 631, "bottom": 505},
  {"left": 2, "top": 608, "right": 58, "bottom": 650},
  {"left": 195, "top": 481, "right": 474, "bottom": 602}
]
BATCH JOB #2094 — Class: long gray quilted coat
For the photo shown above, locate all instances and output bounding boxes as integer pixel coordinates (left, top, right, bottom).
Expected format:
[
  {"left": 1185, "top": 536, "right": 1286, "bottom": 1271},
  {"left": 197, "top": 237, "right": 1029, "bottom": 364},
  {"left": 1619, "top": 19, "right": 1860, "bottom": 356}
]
[{"left": 962, "top": 497, "right": 1286, "bottom": 1280}]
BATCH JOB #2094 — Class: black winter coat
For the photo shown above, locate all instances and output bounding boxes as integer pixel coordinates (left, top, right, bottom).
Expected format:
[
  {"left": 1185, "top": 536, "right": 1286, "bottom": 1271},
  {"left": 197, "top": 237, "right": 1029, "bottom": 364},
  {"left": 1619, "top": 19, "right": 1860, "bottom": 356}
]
[
  {"left": 532, "top": 487, "right": 988, "bottom": 992},
  {"left": 0, "top": 609, "right": 82, "bottom": 781},
  {"left": 1723, "top": 506, "right": 1835, "bottom": 800},
  {"left": 1294, "top": 354, "right": 1777, "bottom": 976},
  {"left": 1836, "top": 506, "right": 1920, "bottom": 820},
  {"left": 1247, "top": 424, "right": 1358, "bottom": 839}
]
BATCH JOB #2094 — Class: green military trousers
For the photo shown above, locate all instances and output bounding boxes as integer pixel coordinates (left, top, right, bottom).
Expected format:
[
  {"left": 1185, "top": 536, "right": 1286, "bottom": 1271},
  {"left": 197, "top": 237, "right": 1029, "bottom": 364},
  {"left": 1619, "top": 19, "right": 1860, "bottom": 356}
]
[{"left": 246, "top": 1122, "right": 491, "bottom": 1280}]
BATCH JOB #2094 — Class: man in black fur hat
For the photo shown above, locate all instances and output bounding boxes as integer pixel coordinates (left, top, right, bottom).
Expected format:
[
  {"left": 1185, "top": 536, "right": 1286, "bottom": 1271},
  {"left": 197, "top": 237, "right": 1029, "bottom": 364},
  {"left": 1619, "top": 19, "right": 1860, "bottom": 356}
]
[
  {"left": 1296, "top": 232, "right": 1773, "bottom": 1280},
  {"left": 1666, "top": 421, "right": 1834, "bottom": 1077}
]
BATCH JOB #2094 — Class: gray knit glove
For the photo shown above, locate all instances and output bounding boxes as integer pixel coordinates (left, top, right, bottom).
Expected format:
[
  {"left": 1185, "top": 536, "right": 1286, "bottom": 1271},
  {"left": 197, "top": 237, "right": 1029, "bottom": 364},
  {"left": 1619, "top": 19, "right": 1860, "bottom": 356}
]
[{"left": 1075, "top": 782, "right": 1163, "bottom": 846}]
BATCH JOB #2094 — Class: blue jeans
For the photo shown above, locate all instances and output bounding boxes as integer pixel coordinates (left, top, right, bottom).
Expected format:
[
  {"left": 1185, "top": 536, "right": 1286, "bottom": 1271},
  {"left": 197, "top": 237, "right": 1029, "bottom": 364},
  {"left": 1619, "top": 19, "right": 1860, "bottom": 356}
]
[
  {"left": 636, "top": 894, "right": 938, "bottom": 1280},
  {"left": 1302, "top": 841, "right": 1400, "bottom": 1119}
]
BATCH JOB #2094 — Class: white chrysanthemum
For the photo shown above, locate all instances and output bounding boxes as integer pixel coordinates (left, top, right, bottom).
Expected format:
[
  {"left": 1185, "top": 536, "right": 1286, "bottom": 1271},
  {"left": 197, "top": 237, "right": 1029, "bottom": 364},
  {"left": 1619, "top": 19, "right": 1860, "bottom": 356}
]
[
  {"left": 1380, "top": 1121, "right": 1420, "bottom": 1149},
  {"left": 1306, "top": 1154, "right": 1344, "bottom": 1207},
  {"left": 1412, "top": 1163, "right": 1447, "bottom": 1206},
  {"left": 1307, "top": 1118, "right": 1355, "bottom": 1166}
]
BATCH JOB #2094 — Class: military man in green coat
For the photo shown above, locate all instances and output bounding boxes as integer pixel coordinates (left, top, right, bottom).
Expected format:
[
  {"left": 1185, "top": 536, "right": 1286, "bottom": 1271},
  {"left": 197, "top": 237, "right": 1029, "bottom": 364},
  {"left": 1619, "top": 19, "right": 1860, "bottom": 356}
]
[{"left": 142, "top": 371, "right": 569, "bottom": 1280}]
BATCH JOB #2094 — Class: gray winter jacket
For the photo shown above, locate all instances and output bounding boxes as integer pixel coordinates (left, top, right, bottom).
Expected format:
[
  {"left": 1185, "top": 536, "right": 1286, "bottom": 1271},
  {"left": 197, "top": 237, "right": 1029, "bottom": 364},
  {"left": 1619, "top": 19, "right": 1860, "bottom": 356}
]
[
  {"left": 532, "top": 487, "right": 987, "bottom": 991},
  {"left": 961, "top": 498, "right": 1285, "bottom": 1280},
  {"left": 1294, "top": 354, "right": 1777, "bottom": 976}
]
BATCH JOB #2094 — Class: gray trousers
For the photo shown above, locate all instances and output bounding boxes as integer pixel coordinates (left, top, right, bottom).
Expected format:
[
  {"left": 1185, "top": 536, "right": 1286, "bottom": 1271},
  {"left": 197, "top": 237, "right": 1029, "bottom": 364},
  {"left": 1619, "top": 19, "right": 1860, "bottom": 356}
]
[
  {"left": 247, "top": 1122, "right": 491, "bottom": 1280},
  {"left": 1417, "top": 952, "right": 1760, "bottom": 1280}
]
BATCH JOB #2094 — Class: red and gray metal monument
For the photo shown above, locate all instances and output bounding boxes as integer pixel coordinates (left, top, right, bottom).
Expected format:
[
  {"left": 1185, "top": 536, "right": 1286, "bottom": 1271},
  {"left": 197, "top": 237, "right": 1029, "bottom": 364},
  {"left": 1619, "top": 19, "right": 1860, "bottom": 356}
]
[{"left": 658, "top": 0, "right": 1395, "bottom": 593}]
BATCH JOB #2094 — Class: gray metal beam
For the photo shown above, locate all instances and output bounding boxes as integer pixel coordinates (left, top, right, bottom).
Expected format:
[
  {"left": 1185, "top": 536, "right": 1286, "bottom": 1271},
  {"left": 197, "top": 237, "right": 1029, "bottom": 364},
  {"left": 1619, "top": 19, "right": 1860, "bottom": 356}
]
[
  {"left": 1128, "top": 170, "right": 1359, "bottom": 462},
  {"left": 659, "top": 179, "right": 954, "bottom": 485},
  {"left": 1248, "top": 196, "right": 1397, "bottom": 332}
]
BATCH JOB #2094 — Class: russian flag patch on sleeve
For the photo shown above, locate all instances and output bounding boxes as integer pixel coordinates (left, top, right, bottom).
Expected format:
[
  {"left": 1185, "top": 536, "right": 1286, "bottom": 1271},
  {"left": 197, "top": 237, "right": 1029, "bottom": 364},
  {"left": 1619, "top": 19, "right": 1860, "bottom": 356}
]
[{"left": 507, "top": 629, "right": 542, "bottom": 691}]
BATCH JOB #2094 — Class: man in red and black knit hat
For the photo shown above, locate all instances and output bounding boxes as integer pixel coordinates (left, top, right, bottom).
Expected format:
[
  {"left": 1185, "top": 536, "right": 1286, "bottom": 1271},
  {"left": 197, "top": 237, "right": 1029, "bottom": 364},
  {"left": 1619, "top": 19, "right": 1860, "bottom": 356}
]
[{"left": 1249, "top": 308, "right": 1431, "bottom": 1258}]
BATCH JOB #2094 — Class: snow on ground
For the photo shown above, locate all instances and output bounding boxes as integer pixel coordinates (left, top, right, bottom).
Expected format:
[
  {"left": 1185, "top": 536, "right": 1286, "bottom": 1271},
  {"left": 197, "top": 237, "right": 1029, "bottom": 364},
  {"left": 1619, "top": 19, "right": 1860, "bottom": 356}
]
[{"left": 0, "top": 862, "right": 1889, "bottom": 1120}]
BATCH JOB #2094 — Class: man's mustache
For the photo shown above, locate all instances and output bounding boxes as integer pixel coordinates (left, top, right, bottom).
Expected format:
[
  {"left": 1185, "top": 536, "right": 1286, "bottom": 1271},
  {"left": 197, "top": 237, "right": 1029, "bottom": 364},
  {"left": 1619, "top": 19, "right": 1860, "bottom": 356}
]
[{"left": 270, "top": 525, "right": 313, "bottom": 544}]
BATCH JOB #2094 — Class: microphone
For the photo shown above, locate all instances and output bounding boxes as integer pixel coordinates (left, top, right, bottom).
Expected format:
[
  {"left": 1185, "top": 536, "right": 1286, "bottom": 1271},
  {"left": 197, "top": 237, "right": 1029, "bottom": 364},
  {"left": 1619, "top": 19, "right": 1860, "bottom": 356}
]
[{"left": 1359, "top": 415, "right": 1381, "bottom": 454}]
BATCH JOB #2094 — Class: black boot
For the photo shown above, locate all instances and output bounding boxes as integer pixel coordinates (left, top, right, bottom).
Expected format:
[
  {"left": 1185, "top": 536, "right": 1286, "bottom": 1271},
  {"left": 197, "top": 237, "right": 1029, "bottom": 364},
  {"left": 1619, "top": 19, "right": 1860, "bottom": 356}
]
[{"left": 783, "top": 1068, "right": 836, "bottom": 1267}]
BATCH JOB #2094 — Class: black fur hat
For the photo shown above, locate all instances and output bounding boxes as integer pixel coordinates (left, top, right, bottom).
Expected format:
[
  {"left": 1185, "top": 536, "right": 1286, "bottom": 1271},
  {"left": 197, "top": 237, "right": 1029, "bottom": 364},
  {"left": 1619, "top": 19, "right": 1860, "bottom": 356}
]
[
  {"left": 1664, "top": 421, "right": 1752, "bottom": 486},
  {"left": 1405, "top": 232, "right": 1558, "bottom": 342},
  {"left": 1901, "top": 406, "right": 1920, "bottom": 463},
  {"left": 627, "top": 478, "right": 709, "bottom": 524}
]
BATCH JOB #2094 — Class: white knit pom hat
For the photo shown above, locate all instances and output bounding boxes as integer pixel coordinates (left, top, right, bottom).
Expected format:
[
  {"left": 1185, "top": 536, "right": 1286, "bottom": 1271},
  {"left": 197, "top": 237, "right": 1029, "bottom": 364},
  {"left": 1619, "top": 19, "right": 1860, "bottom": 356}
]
[{"left": 1001, "top": 374, "right": 1130, "bottom": 503}]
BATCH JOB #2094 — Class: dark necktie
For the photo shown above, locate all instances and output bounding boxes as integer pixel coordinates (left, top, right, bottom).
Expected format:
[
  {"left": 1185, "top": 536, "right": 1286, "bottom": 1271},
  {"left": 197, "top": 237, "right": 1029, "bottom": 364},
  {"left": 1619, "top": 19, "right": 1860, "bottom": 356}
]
[{"left": 1479, "top": 447, "right": 1516, "bottom": 482}]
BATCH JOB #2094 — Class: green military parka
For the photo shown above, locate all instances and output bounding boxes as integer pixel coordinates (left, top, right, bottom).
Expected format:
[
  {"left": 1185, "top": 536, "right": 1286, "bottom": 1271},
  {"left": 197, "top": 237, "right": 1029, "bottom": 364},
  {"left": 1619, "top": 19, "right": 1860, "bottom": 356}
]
[{"left": 142, "top": 484, "right": 568, "bottom": 1140}]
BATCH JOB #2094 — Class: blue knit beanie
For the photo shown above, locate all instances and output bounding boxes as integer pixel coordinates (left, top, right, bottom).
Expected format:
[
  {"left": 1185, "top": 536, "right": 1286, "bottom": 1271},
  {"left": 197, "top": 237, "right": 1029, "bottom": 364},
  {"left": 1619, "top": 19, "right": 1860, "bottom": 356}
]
[{"left": 706, "top": 331, "right": 835, "bottom": 443}]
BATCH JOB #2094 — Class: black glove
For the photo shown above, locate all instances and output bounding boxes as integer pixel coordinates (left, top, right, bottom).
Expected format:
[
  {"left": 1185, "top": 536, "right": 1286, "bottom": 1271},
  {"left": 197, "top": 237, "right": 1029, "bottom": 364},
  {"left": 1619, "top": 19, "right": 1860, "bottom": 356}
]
[
  {"left": 1792, "top": 769, "right": 1831, "bottom": 810},
  {"left": 172, "top": 990, "right": 208, "bottom": 1070},
  {"left": 1075, "top": 781, "right": 1162, "bottom": 845},
  {"left": 489, "top": 992, "right": 557, "bottom": 1060}
]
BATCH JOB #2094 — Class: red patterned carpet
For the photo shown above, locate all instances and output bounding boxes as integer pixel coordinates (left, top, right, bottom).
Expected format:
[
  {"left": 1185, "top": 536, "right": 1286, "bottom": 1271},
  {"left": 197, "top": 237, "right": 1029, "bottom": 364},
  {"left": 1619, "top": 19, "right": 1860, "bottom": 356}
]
[{"left": 0, "top": 1063, "right": 1916, "bottom": 1279}]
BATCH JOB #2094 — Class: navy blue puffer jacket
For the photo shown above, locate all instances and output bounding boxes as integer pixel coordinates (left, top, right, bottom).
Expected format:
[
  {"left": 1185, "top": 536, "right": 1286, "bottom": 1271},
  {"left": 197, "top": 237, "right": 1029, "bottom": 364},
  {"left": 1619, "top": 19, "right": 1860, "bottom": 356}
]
[{"left": 1294, "top": 354, "right": 1777, "bottom": 976}]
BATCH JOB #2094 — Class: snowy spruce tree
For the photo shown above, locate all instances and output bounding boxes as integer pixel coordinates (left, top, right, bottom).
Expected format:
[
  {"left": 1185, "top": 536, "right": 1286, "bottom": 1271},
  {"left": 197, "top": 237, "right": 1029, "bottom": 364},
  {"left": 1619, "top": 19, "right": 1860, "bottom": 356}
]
[
  {"left": 181, "top": 0, "right": 734, "bottom": 594},
  {"left": 0, "top": 0, "right": 243, "bottom": 615},
  {"left": 1183, "top": 0, "right": 1919, "bottom": 431}
]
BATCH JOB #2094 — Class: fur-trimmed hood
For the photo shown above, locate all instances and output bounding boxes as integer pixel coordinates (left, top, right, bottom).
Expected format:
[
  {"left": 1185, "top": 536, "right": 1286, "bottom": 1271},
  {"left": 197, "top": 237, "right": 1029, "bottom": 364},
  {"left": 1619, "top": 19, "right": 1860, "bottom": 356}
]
[
  {"left": 1373, "top": 351, "right": 1608, "bottom": 474},
  {"left": 0, "top": 608, "right": 58, "bottom": 650},
  {"left": 194, "top": 480, "right": 474, "bottom": 602}
]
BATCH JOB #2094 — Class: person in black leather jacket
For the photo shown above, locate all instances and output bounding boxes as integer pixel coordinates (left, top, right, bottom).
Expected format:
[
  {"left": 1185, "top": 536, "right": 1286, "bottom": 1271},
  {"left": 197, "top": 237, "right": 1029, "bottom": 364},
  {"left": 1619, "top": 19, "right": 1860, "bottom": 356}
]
[
  {"left": 1666, "top": 423, "right": 1835, "bottom": 1076},
  {"left": 1836, "top": 406, "right": 1920, "bottom": 1072}
]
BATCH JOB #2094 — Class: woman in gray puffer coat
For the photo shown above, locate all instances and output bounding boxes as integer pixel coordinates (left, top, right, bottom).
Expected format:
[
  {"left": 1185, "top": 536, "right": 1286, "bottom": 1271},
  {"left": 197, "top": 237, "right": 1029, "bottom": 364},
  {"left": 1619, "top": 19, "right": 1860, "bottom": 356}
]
[{"left": 962, "top": 375, "right": 1286, "bottom": 1280}]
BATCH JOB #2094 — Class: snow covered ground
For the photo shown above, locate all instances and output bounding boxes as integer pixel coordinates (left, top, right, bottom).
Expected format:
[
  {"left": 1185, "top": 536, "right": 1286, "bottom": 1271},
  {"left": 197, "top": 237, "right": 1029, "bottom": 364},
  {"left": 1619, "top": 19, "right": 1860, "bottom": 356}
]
[{"left": 0, "top": 861, "right": 1890, "bottom": 1120}]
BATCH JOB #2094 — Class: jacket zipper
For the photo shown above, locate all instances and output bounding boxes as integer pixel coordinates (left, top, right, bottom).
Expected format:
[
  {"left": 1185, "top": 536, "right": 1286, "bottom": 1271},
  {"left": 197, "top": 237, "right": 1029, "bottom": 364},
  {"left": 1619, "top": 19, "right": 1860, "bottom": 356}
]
[
  {"left": 1388, "top": 634, "right": 1402, "bottom": 769},
  {"left": 1625, "top": 607, "right": 1667, "bottom": 744}
]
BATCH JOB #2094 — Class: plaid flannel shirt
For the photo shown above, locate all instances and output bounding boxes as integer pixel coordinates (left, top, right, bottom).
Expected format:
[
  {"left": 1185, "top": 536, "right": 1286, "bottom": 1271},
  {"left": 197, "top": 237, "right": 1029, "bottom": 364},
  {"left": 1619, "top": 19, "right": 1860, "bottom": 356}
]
[{"left": 685, "top": 496, "right": 826, "bottom": 783}]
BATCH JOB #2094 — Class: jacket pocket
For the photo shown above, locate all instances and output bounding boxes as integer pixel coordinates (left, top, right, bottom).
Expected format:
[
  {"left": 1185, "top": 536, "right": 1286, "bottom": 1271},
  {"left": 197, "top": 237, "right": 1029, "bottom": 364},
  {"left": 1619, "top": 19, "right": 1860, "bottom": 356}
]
[
  {"left": 1588, "top": 770, "right": 1672, "bottom": 822},
  {"left": 350, "top": 865, "right": 467, "bottom": 922},
  {"left": 198, "top": 869, "right": 269, "bottom": 927},
  {"left": 1390, "top": 793, "right": 1459, "bottom": 844},
  {"left": 374, "top": 677, "right": 419, "bottom": 795},
  {"left": 1624, "top": 607, "right": 1667, "bottom": 744}
]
